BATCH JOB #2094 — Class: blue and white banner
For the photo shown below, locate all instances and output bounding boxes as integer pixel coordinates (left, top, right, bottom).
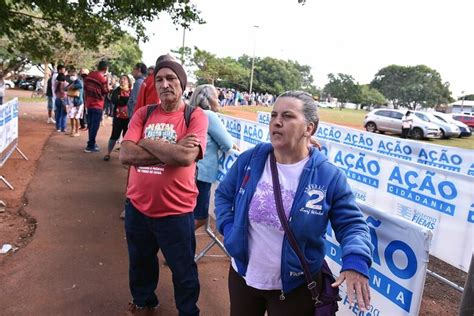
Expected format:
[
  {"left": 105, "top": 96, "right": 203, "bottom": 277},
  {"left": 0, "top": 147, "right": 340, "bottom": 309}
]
[
  {"left": 0, "top": 98, "right": 19, "bottom": 167},
  {"left": 326, "top": 204, "right": 432, "bottom": 316},
  {"left": 216, "top": 149, "right": 432, "bottom": 316},
  {"left": 218, "top": 112, "right": 473, "bottom": 272},
  {"left": 316, "top": 122, "right": 474, "bottom": 177},
  {"left": 318, "top": 126, "right": 473, "bottom": 272}
]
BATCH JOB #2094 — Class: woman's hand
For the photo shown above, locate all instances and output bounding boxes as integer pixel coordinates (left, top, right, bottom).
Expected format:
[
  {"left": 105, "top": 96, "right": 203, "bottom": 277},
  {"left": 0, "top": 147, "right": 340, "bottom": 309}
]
[
  {"left": 232, "top": 143, "right": 240, "bottom": 151},
  {"left": 331, "top": 270, "right": 370, "bottom": 311}
]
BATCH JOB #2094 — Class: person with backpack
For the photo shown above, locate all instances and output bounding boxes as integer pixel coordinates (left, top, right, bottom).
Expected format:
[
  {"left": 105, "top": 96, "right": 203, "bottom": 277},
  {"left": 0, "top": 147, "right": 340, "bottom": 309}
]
[
  {"left": 119, "top": 57, "right": 208, "bottom": 316},
  {"left": 103, "top": 75, "right": 132, "bottom": 161}
]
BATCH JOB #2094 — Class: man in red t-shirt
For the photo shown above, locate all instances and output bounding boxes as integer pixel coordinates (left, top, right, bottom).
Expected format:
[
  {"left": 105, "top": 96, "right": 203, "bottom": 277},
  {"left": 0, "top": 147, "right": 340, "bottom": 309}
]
[{"left": 120, "top": 58, "right": 208, "bottom": 316}]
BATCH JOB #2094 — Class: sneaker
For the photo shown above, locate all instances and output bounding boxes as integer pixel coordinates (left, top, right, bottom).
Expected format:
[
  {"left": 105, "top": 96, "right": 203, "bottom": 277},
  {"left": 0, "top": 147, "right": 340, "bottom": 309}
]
[
  {"left": 103, "top": 154, "right": 111, "bottom": 161},
  {"left": 47, "top": 118, "right": 56, "bottom": 124},
  {"left": 120, "top": 210, "right": 125, "bottom": 219},
  {"left": 126, "top": 303, "right": 158, "bottom": 316},
  {"left": 84, "top": 147, "right": 100, "bottom": 153}
]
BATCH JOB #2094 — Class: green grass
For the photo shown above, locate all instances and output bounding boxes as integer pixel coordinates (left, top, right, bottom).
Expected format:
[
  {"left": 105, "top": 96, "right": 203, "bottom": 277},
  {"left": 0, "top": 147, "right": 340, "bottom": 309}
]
[
  {"left": 222, "top": 106, "right": 474, "bottom": 150},
  {"left": 221, "top": 105, "right": 271, "bottom": 115}
]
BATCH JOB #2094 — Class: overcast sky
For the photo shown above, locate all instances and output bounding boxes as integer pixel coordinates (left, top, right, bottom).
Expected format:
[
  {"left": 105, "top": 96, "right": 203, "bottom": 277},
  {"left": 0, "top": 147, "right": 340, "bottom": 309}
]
[{"left": 140, "top": 0, "right": 473, "bottom": 97}]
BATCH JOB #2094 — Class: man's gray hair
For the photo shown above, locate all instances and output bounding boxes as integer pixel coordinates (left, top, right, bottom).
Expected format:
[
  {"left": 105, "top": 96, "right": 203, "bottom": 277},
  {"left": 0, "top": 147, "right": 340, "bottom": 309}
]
[
  {"left": 189, "top": 84, "right": 216, "bottom": 110},
  {"left": 276, "top": 90, "right": 319, "bottom": 134}
]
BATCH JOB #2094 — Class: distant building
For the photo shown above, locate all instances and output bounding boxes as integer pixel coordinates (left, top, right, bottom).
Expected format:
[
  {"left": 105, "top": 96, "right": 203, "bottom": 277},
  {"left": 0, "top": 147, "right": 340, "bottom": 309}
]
[{"left": 447, "top": 100, "right": 474, "bottom": 114}]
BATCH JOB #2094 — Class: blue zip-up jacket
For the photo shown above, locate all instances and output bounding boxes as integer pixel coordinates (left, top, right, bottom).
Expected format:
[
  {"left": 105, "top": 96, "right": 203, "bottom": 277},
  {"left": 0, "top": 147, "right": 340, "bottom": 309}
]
[
  {"left": 197, "top": 110, "right": 233, "bottom": 183},
  {"left": 68, "top": 79, "right": 83, "bottom": 106},
  {"left": 127, "top": 75, "right": 145, "bottom": 117},
  {"left": 215, "top": 143, "right": 373, "bottom": 295}
]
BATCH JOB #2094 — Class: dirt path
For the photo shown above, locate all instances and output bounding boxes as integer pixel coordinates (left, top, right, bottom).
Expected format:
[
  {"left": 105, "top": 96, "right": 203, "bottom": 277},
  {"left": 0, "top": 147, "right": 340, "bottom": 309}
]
[{"left": 0, "top": 93, "right": 229, "bottom": 315}]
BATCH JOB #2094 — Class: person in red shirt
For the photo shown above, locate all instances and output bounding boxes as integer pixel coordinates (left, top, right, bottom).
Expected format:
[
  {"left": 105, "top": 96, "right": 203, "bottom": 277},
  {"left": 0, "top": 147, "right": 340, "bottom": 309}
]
[
  {"left": 83, "top": 60, "right": 109, "bottom": 152},
  {"left": 132, "top": 54, "right": 176, "bottom": 115},
  {"left": 120, "top": 57, "right": 208, "bottom": 316}
]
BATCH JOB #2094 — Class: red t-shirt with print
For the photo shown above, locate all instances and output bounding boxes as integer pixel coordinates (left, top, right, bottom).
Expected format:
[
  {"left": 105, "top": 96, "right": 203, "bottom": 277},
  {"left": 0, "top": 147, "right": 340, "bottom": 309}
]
[{"left": 123, "top": 103, "right": 208, "bottom": 218}]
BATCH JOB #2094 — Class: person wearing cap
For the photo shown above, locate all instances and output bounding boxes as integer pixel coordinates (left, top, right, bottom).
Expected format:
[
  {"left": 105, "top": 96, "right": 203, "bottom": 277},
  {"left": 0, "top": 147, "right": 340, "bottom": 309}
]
[
  {"left": 120, "top": 56, "right": 208, "bottom": 316},
  {"left": 133, "top": 55, "right": 176, "bottom": 115}
]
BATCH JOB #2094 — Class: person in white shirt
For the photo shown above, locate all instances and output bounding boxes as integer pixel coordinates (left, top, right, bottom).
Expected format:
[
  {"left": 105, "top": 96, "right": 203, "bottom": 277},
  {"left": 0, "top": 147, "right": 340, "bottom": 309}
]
[{"left": 401, "top": 111, "right": 414, "bottom": 138}]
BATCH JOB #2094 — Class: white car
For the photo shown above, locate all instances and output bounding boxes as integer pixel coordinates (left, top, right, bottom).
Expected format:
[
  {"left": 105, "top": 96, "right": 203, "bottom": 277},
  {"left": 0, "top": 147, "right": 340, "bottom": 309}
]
[
  {"left": 432, "top": 112, "right": 471, "bottom": 137},
  {"left": 318, "top": 102, "right": 335, "bottom": 109},
  {"left": 4, "top": 79, "right": 14, "bottom": 89},
  {"left": 413, "top": 111, "right": 460, "bottom": 138},
  {"left": 364, "top": 109, "right": 441, "bottom": 139}
]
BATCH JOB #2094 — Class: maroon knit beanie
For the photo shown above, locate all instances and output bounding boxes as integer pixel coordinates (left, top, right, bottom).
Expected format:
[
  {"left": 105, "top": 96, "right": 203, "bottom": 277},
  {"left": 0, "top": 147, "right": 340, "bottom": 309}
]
[{"left": 154, "top": 60, "right": 187, "bottom": 92}]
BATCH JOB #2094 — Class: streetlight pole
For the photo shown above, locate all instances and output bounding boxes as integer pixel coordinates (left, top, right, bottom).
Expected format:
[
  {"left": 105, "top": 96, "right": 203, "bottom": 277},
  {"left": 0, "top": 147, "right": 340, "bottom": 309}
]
[
  {"left": 249, "top": 25, "right": 259, "bottom": 95},
  {"left": 181, "top": 27, "right": 186, "bottom": 65},
  {"left": 460, "top": 90, "right": 465, "bottom": 113}
]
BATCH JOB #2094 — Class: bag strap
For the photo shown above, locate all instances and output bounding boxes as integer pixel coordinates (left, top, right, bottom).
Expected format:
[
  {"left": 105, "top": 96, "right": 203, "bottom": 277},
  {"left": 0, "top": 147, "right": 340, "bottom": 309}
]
[
  {"left": 144, "top": 103, "right": 194, "bottom": 128},
  {"left": 269, "top": 151, "right": 322, "bottom": 304}
]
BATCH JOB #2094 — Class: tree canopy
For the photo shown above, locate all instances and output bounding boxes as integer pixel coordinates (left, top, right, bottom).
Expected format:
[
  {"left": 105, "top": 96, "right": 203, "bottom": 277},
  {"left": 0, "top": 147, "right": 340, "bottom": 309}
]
[
  {"left": 370, "top": 65, "right": 453, "bottom": 108},
  {"left": 0, "top": 1, "right": 202, "bottom": 76},
  {"left": 459, "top": 94, "right": 474, "bottom": 101},
  {"left": 190, "top": 48, "right": 318, "bottom": 95},
  {"left": 357, "top": 85, "right": 387, "bottom": 107},
  {"left": 323, "top": 73, "right": 361, "bottom": 104}
]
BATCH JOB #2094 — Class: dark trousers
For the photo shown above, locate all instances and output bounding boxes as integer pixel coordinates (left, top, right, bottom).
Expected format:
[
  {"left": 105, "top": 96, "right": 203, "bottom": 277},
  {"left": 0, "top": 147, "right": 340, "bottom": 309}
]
[
  {"left": 401, "top": 127, "right": 411, "bottom": 138},
  {"left": 86, "top": 108, "right": 103, "bottom": 149},
  {"left": 54, "top": 98, "right": 67, "bottom": 131},
  {"left": 110, "top": 117, "right": 129, "bottom": 141},
  {"left": 80, "top": 108, "right": 87, "bottom": 128},
  {"left": 124, "top": 199, "right": 200, "bottom": 316},
  {"left": 228, "top": 267, "right": 314, "bottom": 316}
]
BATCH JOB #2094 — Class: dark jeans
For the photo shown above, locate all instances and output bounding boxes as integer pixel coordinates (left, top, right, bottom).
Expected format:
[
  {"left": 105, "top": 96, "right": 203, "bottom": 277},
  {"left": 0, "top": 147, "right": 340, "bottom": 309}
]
[
  {"left": 80, "top": 108, "right": 87, "bottom": 128},
  {"left": 124, "top": 199, "right": 200, "bottom": 316},
  {"left": 86, "top": 108, "right": 103, "bottom": 149},
  {"left": 401, "top": 127, "right": 411, "bottom": 138},
  {"left": 110, "top": 117, "right": 129, "bottom": 141},
  {"left": 55, "top": 98, "right": 67, "bottom": 131},
  {"left": 193, "top": 180, "right": 212, "bottom": 220},
  {"left": 228, "top": 267, "right": 314, "bottom": 316}
]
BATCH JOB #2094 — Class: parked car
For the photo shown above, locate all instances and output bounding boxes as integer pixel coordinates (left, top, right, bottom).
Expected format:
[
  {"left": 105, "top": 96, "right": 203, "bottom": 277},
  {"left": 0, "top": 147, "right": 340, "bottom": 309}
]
[
  {"left": 18, "top": 76, "right": 43, "bottom": 91},
  {"left": 452, "top": 114, "right": 474, "bottom": 132},
  {"left": 432, "top": 112, "right": 472, "bottom": 137},
  {"left": 364, "top": 109, "right": 441, "bottom": 140},
  {"left": 3, "top": 79, "right": 14, "bottom": 89},
  {"left": 413, "top": 111, "right": 460, "bottom": 138},
  {"left": 318, "top": 102, "right": 335, "bottom": 109}
]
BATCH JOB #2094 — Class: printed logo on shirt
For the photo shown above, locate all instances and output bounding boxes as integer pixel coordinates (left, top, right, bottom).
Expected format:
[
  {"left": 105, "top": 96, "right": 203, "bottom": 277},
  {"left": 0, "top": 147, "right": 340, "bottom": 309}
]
[
  {"left": 144, "top": 123, "right": 177, "bottom": 143},
  {"left": 249, "top": 181, "right": 294, "bottom": 231},
  {"left": 299, "top": 184, "right": 326, "bottom": 216}
]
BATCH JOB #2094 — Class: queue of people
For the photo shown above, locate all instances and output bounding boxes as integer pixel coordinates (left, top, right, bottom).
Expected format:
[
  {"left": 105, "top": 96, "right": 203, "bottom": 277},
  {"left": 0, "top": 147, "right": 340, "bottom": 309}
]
[{"left": 39, "top": 56, "right": 372, "bottom": 316}]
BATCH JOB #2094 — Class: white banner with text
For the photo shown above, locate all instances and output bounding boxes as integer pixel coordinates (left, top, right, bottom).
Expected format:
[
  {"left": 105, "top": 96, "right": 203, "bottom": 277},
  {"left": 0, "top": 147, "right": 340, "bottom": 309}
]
[
  {"left": 219, "top": 112, "right": 473, "bottom": 272},
  {"left": 0, "top": 98, "right": 19, "bottom": 167}
]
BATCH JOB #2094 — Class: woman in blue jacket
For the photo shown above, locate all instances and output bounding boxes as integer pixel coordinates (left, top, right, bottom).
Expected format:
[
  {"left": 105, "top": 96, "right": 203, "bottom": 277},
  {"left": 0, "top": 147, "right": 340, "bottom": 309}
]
[
  {"left": 215, "top": 91, "right": 372, "bottom": 315},
  {"left": 189, "top": 84, "right": 238, "bottom": 230}
]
